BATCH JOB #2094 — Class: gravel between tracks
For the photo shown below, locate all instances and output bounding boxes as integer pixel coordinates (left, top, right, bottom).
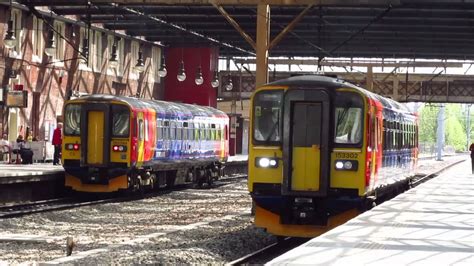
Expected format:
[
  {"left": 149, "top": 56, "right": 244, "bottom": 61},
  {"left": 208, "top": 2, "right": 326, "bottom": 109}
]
[
  {"left": 0, "top": 177, "right": 274, "bottom": 264},
  {"left": 0, "top": 155, "right": 467, "bottom": 264}
]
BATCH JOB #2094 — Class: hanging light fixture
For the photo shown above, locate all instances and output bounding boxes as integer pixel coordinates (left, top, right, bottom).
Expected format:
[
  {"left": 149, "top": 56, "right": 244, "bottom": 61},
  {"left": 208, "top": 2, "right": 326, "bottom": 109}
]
[
  {"left": 177, "top": 60, "right": 186, "bottom": 82},
  {"left": 109, "top": 40, "right": 118, "bottom": 68},
  {"left": 81, "top": 36, "right": 89, "bottom": 63},
  {"left": 195, "top": 66, "right": 203, "bottom": 85},
  {"left": 44, "top": 28, "right": 56, "bottom": 57},
  {"left": 211, "top": 71, "right": 219, "bottom": 88},
  {"left": 225, "top": 75, "right": 233, "bottom": 91},
  {"left": 4, "top": 19, "right": 16, "bottom": 49},
  {"left": 135, "top": 49, "right": 145, "bottom": 73},
  {"left": 109, "top": 5, "right": 119, "bottom": 69},
  {"left": 158, "top": 55, "right": 167, "bottom": 77},
  {"left": 177, "top": 47, "right": 186, "bottom": 82}
]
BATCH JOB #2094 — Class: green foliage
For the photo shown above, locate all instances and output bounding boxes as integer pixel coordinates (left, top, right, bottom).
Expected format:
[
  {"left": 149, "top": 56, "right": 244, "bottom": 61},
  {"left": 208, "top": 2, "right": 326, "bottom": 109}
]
[
  {"left": 446, "top": 115, "right": 467, "bottom": 151},
  {"left": 418, "top": 105, "right": 438, "bottom": 144},
  {"left": 418, "top": 104, "right": 472, "bottom": 151}
]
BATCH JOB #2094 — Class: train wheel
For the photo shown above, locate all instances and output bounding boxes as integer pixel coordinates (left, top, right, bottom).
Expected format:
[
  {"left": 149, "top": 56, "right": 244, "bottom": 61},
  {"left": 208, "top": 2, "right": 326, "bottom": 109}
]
[{"left": 207, "top": 169, "right": 214, "bottom": 187}]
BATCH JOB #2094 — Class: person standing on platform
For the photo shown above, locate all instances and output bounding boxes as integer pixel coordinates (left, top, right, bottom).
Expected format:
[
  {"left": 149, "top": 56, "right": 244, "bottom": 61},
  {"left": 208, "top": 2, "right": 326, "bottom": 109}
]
[
  {"left": 470, "top": 143, "right": 474, "bottom": 174},
  {"left": 52, "top": 123, "right": 63, "bottom": 165}
]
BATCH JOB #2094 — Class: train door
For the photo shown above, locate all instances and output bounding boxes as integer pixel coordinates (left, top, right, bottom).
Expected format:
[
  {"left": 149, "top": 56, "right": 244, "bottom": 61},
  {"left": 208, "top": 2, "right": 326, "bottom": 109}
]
[
  {"left": 282, "top": 89, "right": 330, "bottom": 197},
  {"left": 81, "top": 105, "right": 110, "bottom": 166}
]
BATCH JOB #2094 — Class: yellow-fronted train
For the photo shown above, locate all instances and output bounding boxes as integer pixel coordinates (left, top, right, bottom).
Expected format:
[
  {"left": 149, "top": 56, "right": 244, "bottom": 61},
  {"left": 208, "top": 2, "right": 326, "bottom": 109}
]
[
  {"left": 248, "top": 75, "right": 418, "bottom": 237},
  {"left": 62, "top": 95, "right": 229, "bottom": 193}
]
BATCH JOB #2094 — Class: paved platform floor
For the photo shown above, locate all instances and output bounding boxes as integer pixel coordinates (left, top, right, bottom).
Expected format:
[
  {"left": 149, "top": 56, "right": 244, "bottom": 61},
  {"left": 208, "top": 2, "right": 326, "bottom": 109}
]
[
  {"left": 268, "top": 160, "right": 474, "bottom": 265},
  {"left": 0, "top": 164, "right": 64, "bottom": 184}
]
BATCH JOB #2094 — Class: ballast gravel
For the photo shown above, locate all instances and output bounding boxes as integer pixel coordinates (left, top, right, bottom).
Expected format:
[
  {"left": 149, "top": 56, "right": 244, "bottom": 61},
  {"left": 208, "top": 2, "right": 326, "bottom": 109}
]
[{"left": 0, "top": 177, "right": 275, "bottom": 264}]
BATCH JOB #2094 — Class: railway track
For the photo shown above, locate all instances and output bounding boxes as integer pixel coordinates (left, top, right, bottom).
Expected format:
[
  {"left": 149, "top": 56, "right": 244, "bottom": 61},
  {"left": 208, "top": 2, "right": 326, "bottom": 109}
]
[
  {"left": 410, "top": 158, "right": 466, "bottom": 187},
  {"left": 0, "top": 174, "right": 247, "bottom": 219},
  {"left": 0, "top": 197, "right": 123, "bottom": 219}
]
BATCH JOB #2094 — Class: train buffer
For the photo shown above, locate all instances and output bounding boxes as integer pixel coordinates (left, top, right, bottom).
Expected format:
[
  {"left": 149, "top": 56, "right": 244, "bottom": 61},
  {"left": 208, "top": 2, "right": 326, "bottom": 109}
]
[{"left": 268, "top": 160, "right": 473, "bottom": 265}]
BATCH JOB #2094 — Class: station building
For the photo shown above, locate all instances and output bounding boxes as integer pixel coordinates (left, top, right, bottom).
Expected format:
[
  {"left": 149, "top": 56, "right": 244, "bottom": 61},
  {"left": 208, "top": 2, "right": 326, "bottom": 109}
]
[{"left": 0, "top": 5, "right": 219, "bottom": 144}]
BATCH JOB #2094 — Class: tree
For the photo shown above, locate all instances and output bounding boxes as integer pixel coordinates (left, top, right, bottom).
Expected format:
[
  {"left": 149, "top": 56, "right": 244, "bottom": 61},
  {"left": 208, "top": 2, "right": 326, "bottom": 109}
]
[{"left": 418, "top": 104, "right": 438, "bottom": 144}]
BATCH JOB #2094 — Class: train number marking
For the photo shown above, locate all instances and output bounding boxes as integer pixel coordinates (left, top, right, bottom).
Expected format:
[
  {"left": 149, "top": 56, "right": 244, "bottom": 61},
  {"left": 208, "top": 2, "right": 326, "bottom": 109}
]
[{"left": 335, "top": 153, "right": 358, "bottom": 159}]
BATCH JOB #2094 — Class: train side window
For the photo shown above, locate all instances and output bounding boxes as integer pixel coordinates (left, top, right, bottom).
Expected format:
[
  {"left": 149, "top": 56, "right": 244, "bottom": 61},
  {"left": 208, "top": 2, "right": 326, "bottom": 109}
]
[
  {"left": 170, "top": 122, "right": 176, "bottom": 139},
  {"left": 138, "top": 119, "right": 144, "bottom": 140},
  {"left": 156, "top": 120, "right": 162, "bottom": 140},
  {"left": 225, "top": 125, "right": 229, "bottom": 140},
  {"left": 144, "top": 119, "right": 149, "bottom": 141},
  {"left": 163, "top": 120, "right": 170, "bottom": 140},
  {"left": 195, "top": 123, "right": 200, "bottom": 140},
  {"left": 188, "top": 123, "right": 194, "bottom": 140},
  {"left": 200, "top": 124, "right": 205, "bottom": 140},
  {"left": 217, "top": 125, "right": 221, "bottom": 140}
]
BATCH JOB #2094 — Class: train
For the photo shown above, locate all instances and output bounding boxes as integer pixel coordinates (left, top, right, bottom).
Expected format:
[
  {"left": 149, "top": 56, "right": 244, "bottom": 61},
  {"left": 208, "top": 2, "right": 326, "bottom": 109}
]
[
  {"left": 62, "top": 94, "right": 229, "bottom": 193},
  {"left": 248, "top": 75, "right": 418, "bottom": 237}
]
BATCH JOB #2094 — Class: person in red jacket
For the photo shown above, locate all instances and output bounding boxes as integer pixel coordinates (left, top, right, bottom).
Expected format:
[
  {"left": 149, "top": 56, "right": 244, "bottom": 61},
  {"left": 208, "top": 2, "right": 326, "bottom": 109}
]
[
  {"left": 470, "top": 142, "right": 474, "bottom": 174},
  {"left": 52, "top": 123, "right": 63, "bottom": 165}
]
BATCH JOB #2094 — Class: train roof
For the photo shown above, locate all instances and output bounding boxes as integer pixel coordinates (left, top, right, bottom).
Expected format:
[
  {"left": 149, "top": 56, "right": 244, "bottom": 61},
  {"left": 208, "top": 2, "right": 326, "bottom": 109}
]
[
  {"left": 267, "top": 75, "right": 414, "bottom": 117},
  {"left": 67, "top": 94, "right": 228, "bottom": 120}
]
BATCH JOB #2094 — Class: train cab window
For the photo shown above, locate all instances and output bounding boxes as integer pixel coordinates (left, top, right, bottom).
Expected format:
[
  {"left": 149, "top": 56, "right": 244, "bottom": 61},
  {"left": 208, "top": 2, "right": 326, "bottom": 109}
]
[
  {"left": 334, "top": 91, "right": 364, "bottom": 145},
  {"left": 112, "top": 105, "right": 130, "bottom": 137},
  {"left": 64, "top": 104, "right": 81, "bottom": 135},
  {"left": 253, "top": 89, "right": 283, "bottom": 144}
]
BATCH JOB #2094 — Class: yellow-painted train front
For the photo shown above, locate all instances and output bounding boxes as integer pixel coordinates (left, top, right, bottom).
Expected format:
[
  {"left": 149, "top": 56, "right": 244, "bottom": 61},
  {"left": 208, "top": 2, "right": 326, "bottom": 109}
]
[{"left": 248, "top": 76, "right": 418, "bottom": 237}]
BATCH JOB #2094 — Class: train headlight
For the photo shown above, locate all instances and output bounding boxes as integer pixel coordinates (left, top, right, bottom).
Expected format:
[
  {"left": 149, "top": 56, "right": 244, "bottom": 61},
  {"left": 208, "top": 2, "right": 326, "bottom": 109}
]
[
  {"left": 335, "top": 160, "right": 358, "bottom": 171},
  {"left": 344, "top": 161, "right": 353, "bottom": 169},
  {"left": 256, "top": 157, "right": 279, "bottom": 168}
]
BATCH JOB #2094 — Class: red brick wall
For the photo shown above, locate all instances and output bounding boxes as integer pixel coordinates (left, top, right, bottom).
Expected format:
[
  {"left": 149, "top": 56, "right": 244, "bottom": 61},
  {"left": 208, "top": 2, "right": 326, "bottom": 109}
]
[{"left": 0, "top": 6, "right": 163, "bottom": 140}]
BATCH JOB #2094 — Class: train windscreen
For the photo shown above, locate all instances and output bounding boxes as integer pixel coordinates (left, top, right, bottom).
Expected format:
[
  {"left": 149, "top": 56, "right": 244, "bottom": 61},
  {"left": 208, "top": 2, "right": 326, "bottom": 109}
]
[
  {"left": 253, "top": 90, "right": 283, "bottom": 144},
  {"left": 112, "top": 105, "right": 130, "bottom": 137},
  {"left": 64, "top": 104, "right": 81, "bottom": 135},
  {"left": 334, "top": 91, "right": 364, "bottom": 145}
]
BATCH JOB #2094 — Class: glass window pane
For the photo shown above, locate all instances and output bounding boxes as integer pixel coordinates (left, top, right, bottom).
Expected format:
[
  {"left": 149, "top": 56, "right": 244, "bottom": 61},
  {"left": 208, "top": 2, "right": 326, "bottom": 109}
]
[{"left": 64, "top": 104, "right": 81, "bottom": 135}]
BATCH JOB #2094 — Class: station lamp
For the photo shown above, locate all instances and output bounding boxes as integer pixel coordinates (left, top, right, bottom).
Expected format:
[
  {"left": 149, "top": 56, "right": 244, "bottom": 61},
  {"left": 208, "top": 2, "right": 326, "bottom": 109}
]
[
  {"left": 135, "top": 50, "right": 145, "bottom": 73},
  {"left": 4, "top": 19, "right": 16, "bottom": 49},
  {"left": 109, "top": 41, "right": 118, "bottom": 68},
  {"left": 211, "top": 71, "right": 219, "bottom": 88},
  {"left": 81, "top": 37, "right": 89, "bottom": 63},
  {"left": 158, "top": 56, "right": 167, "bottom": 77},
  {"left": 44, "top": 29, "right": 56, "bottom": 57},
  {"left": 177, "top": 60, "right": 186, "bottom": 82},
  {"left": 225, "top": 75, "right": 233, "bottom": 91},
  {"left": 195, "top": 66, "right": 204, "bottom": 85}
]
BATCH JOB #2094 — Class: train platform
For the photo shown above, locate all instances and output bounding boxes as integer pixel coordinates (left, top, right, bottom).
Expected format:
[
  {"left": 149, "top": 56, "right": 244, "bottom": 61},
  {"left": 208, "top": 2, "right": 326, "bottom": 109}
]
[
  {"left": 0, "top": 164, "right": 64, "bottom": 184},
  {"left": 268, "top": 160, "right": 474, "bottom": 265}
]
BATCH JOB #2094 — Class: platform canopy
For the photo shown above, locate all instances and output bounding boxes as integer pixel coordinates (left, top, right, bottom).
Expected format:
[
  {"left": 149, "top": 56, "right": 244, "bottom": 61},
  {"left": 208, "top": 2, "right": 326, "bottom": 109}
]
[{"left": 15, "top": 0, "right": 474, "bottom": 60}]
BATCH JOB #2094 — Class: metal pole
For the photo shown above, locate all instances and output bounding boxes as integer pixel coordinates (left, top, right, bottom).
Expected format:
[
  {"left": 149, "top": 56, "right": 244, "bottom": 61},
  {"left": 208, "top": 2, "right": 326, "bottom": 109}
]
[
  {"left": 467, "top": 104, "right": 471, "bottom": 151},
  {"left": 436, "top": 105, "right": 445, "bottom": 161}
]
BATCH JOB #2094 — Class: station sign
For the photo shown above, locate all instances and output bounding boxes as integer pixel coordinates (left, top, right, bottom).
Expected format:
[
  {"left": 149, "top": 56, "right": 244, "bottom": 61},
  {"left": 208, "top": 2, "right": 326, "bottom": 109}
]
[{"left": 6, "top": 90, "right": 28, "bottom": 108}]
